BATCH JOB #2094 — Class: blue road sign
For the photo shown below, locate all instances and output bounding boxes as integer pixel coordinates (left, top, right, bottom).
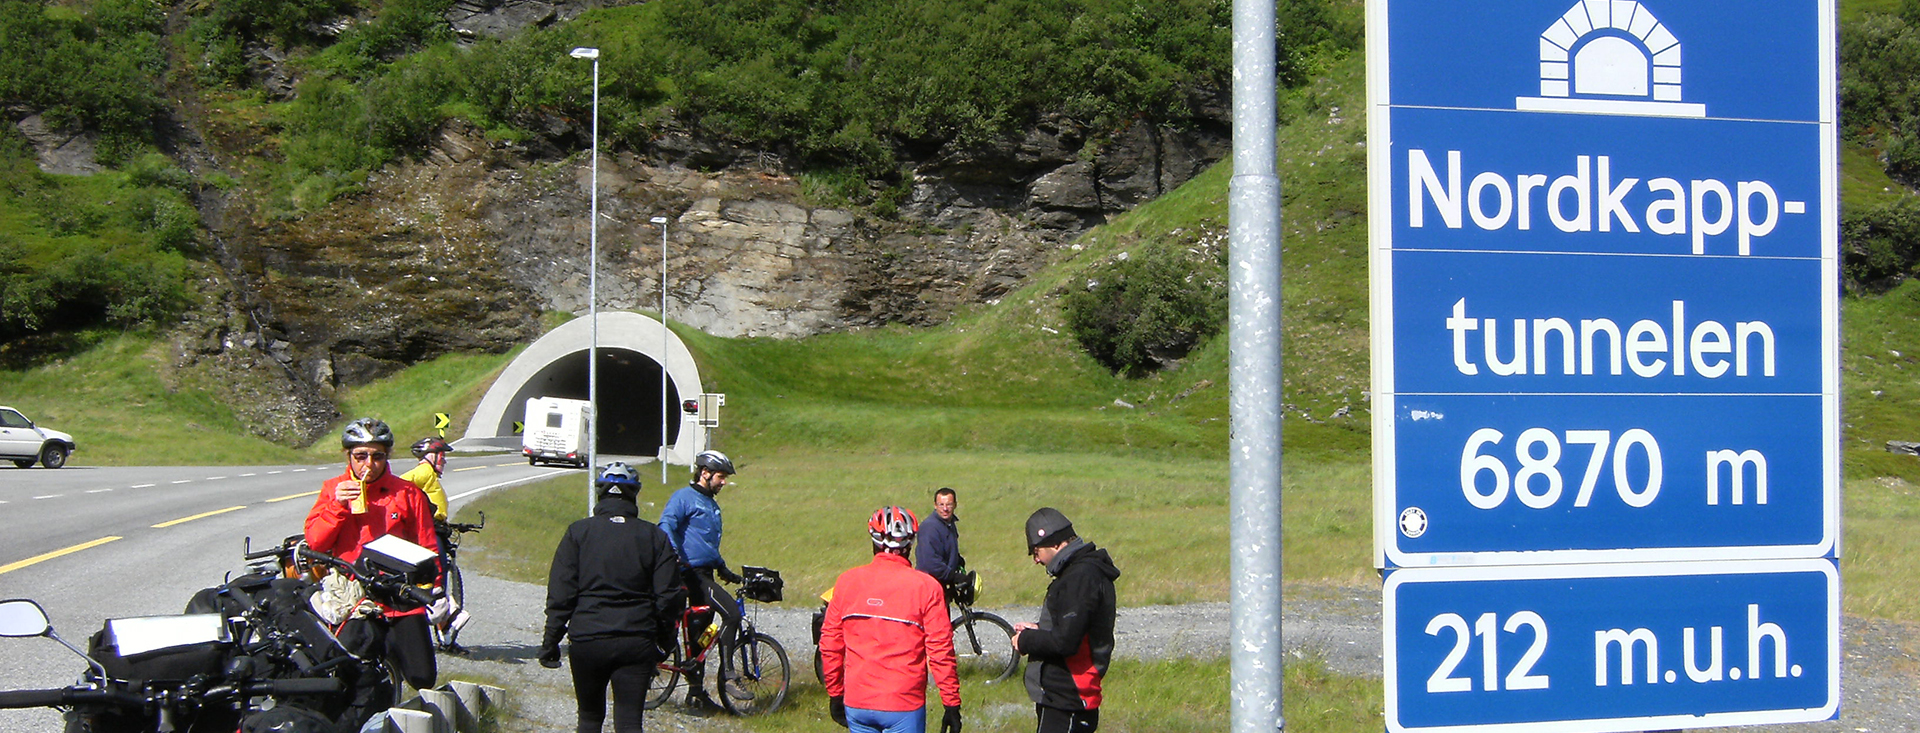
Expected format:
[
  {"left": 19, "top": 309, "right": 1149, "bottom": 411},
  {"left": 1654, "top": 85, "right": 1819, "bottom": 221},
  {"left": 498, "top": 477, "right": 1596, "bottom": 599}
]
[
  {"left": 1369, "top": 0, "right": 1839, "bottom": 567},
  {"left": 1384, "top": 560, "right": 1839, "bottom": 733}
]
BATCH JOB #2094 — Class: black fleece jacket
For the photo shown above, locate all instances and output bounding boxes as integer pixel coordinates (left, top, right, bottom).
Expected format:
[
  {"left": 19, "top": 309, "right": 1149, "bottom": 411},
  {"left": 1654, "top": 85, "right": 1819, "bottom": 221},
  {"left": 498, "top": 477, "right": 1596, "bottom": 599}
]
[
  {"left": 1017, "top": 540, "right": 1120, "bottom": 711},
  {"left": 543, "top": 496, "right": 686, "bottom": 648}
]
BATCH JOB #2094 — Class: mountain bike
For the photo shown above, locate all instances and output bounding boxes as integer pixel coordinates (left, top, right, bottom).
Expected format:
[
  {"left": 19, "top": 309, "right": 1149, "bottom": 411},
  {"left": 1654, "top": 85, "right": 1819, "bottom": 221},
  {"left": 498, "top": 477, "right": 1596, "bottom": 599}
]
[
  {"left": 945, "top": 571, "right": 1019, "bottom": 683},
  {"left": 644, "top": 566, "right": 790, "bottom": 716},
  {"left": 431, "top": 513, "right": 485, "bottom": 652}
]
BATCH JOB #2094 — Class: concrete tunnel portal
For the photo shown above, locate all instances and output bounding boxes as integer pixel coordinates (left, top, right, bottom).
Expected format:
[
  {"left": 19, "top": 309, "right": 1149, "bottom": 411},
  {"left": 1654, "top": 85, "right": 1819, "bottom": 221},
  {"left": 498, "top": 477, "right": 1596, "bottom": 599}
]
[{"left": 463, "top": 312, "right": 708, "bottom": 464}]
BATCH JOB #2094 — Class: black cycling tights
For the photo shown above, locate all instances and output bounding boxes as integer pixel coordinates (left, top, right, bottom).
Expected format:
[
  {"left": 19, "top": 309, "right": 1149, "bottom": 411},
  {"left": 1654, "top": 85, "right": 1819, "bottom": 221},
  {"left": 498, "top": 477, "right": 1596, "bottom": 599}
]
[
  {"left": 1035, "top": 705, "right": 1099, "bottom": 733},
  {"left": 569, "top": 636, "right": 662, "bottom": 733}
]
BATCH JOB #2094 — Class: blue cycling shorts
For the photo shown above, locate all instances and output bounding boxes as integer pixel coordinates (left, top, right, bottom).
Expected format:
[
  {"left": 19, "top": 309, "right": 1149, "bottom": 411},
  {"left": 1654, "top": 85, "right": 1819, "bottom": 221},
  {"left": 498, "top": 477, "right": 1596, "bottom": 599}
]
[{"left": 847, "top": 705, "right": 926, "bottom": 733}]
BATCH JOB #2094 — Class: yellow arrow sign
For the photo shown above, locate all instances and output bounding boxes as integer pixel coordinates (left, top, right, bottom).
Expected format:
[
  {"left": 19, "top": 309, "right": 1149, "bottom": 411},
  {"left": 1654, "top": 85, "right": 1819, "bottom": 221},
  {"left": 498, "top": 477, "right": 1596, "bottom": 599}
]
[
  {"left": 434, "top": 413, "right": 451, "bottom": 430},
  {"left": 513, "top": 421, "right": 525, "bottom": 435}
]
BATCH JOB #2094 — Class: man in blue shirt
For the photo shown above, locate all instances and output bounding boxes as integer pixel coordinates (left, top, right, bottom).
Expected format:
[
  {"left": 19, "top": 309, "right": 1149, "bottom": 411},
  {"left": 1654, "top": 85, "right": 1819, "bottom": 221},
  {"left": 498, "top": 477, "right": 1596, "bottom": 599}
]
[
  {"left": 658, "top": 450, "right": 742, "bottom": 713},
  {"left": 915, "top": 487, "right": 965, "bottom": 589}
]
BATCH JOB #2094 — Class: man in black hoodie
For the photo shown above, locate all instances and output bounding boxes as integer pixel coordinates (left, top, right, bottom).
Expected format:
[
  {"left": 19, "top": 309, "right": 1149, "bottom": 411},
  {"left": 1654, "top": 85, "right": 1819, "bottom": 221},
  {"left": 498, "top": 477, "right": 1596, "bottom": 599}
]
[
  {"left": 1011, "top": 507, "right": 1120, "bottom": 733},
  {"left": 542, "top": 462, "right": 686, "bottom": 733}
]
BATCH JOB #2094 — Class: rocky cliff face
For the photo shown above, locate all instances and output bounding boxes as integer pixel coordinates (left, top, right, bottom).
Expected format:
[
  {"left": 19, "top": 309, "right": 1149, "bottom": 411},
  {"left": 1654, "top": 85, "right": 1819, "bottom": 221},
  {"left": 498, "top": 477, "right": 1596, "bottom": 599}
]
[{"left": 420, "top": 92, "right": 1228, "bottom": 340}]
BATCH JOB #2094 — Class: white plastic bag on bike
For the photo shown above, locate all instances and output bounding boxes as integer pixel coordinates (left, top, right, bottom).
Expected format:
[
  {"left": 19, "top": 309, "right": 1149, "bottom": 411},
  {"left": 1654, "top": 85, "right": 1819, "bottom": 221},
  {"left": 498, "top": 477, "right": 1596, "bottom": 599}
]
[{"left": 311, "top": 570, "right": 375, "bottom": 625}]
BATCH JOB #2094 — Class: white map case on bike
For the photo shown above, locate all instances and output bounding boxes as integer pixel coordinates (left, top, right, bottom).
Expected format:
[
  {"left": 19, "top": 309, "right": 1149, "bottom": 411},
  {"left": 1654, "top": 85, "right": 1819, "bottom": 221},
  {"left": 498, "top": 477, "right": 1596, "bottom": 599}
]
[{"left": 108, "top": 614, "right": 229, "bottom": 656}]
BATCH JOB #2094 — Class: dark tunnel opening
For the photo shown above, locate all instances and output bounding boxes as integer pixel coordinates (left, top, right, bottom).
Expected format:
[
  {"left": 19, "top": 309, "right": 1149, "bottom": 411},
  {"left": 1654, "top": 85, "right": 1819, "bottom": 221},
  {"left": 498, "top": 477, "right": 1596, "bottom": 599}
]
[{"left": 504, "top": 348, "right": 682, "bottom": 457}]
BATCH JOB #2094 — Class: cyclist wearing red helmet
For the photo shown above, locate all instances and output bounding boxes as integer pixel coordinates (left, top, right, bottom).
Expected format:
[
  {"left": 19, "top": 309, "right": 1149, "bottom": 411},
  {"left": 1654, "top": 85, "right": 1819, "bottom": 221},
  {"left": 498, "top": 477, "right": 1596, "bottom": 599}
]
[
  {"left": 820, "top": 507, "right": 963, "bottom": 733},
  {"left": 401, "top": 437, "right": 453, "bottom": 522}
]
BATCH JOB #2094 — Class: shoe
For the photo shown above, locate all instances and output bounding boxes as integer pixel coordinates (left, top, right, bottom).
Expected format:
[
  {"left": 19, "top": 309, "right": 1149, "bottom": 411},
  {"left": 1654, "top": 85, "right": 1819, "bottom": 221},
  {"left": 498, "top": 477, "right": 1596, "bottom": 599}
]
[
  {"left": 449, "top": 610, "right": 471, "bottom": 632},
  {"left": 723, "top": 675, "right": 756, "bottom": 702},
  {"left": 683, "top": 692, "right": 720, "bottom": 716}
]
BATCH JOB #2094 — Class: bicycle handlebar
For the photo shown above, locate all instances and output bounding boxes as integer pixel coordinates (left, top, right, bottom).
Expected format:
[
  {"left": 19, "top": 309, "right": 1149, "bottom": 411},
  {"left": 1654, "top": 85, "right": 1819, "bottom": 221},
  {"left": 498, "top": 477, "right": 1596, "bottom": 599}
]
[
  {"left": 0, "top": 687, "right": 142, "bottom": 710},
  {"left": 0, "top": 675, "right": 347, "bottom": 712}
]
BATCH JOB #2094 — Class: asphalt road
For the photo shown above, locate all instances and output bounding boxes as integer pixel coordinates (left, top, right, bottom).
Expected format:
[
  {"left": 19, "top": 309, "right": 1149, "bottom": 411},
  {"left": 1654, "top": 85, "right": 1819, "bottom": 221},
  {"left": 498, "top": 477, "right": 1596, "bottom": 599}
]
[{"left": 0, "top": 453, "right": 574, "bottom": 732}]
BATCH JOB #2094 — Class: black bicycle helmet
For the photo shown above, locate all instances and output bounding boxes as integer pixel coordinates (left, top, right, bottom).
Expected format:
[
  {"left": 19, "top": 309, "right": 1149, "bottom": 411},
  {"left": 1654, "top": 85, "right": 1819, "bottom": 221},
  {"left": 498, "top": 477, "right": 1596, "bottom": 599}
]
[
  {"left": 410, "top": 436, "right": 451, "bottom": 459},
  {"left": 692, "top": 449, "right": 735, "bottom": 476},
  {"left": 341, "top": 417, "right": 395, "bottom": 449}
]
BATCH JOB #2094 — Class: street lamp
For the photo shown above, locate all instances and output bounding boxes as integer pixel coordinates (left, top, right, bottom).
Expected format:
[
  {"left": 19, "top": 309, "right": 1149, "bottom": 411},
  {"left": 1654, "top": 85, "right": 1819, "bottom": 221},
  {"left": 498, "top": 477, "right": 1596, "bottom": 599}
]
[
  {"left": 571, "top": 46, "right": 599, "bottom": 515},
  {"left": 651, "top": 215, "right": 669, "bottom": 484}
]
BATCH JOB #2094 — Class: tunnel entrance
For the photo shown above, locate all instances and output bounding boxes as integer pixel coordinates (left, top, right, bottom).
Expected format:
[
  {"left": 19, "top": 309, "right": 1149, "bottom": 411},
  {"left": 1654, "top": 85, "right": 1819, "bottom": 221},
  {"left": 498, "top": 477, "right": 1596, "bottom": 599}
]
[
  {"left": 464, "top": 312, "right": 709, "bottom": 465},
  {"left": 508, "top": 348, "right": 682, "bottom": 457}
]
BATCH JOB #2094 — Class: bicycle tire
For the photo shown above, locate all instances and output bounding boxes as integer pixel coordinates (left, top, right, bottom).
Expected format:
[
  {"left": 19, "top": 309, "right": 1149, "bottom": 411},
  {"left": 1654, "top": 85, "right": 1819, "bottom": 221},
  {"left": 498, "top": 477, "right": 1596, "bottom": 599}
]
[
  {"left": 718, "top": 632, "right": 789, "bottom": 717},
  {"left": 644, "top": 638, "right": 684, "bottom": 710},
  {"left": 952, "top": 611, "right": 1020, "bottom": 683},
  {"left": 447, "top": 564, "right": 465, "bottom": 610}
]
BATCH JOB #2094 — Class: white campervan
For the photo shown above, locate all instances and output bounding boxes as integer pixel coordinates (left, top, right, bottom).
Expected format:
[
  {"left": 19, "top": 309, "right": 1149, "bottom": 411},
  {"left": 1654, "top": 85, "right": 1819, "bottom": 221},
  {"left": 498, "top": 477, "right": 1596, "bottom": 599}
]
[{"left": 521, "top": 397, "right": 592, "bottom": 468}]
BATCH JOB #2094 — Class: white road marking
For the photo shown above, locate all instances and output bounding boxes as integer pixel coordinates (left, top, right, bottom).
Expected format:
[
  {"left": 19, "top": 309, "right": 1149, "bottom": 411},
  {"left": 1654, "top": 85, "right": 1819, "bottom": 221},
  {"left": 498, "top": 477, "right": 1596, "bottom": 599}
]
[
  {"left": 208, "top": 476, "right": 228, "bottom": 481},
  {"left": 131, "top": 483, "right": 155, "bottom": 489},
  {"left": 171, "top": 480, "right": 192, "bottom": 484},
  {"left": 86, "top": 489, "right": 112, "bottom": 494},
  {"left": 448, "top": 468, "right": 571, "bottom": 502},
  {"left": 32, "top": 494, "right": 61, "bottom": 500},
  {"left": 292, "top": 469, "right": 307, "bottom": 473},
  {"left": 240, "top": 473, "right": 257, "bottom": 477},
  {"left": 268, "top": 471, "right": 283, "bottom": 475}
]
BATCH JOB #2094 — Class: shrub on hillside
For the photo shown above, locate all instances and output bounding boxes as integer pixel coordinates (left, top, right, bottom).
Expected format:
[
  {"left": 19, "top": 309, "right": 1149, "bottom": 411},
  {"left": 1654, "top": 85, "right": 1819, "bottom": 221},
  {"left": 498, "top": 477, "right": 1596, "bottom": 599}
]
[
  {"left": 0, "top": 134, "right": 194, "bottom": 338},
  {"left": 0, "top": 0, "right": 166, "bottom": 147},
  {"left": 1063, "top": 241, "right": 1226, "bottom": 376},
  {"left": 1844, "top": 196, "right": 1920, "bottom": 291}
]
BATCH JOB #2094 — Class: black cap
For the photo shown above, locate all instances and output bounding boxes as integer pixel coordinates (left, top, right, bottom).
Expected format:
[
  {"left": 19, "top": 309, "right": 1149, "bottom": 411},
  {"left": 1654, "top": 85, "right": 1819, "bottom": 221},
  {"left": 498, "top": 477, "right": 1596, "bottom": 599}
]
[{"left": 1025, "top": 507, "right": 1073, "bottom": 549}]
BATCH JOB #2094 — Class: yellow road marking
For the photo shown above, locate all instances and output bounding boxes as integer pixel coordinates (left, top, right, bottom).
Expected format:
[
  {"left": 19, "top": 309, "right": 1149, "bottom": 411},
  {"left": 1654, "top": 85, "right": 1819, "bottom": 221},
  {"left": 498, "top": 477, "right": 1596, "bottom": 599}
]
[
  {"left": 152, "top": 506, "right": 247, "bottom": 528},
  {"left": 266, "top": 490, "right": 320, "bottom": 503},
  {"left": 0, "top": 536, "right": 122, "bottom": 575},
  {"left": 494, "top": 462, "right": 523, "bottom": 467},
  {"left": 451, "top": 465, "right": 492, "bottom": 473}
]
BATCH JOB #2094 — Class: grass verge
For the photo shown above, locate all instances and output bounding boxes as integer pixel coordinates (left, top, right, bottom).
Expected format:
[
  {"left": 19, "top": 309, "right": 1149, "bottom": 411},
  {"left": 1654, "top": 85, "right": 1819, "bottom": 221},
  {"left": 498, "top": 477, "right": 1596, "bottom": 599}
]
[
  {"left": 456, "top": 447, "right": 1372, "bottom": 606},
  {"left": 680, "top": 654, "right": 1379, "bottom": 733}
]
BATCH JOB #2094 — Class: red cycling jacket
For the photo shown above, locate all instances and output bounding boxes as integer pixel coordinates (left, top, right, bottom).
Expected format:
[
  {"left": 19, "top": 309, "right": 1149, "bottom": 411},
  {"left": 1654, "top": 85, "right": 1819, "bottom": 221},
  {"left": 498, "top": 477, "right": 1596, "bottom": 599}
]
[
  {"left": 305, "top": 470, "right": 440, "bottom": 618},
  {"left": 820, "top": 552, "right": 961, "bottom": 711}
]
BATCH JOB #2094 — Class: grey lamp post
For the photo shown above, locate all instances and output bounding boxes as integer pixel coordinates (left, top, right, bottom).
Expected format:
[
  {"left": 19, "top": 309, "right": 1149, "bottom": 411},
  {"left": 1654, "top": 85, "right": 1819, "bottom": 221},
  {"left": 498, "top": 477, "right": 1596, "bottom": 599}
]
[
  {"left": 570, "top": 46, "right": 600, "bottom": 516},
  {"left": 651, "top": 215, "right": 670, "bottom": 484}
]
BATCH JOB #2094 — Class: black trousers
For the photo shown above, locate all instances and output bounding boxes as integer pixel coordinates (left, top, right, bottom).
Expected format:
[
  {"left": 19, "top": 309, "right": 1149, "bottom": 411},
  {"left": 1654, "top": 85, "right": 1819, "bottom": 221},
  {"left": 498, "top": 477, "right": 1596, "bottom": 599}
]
[
  {"left": 341, "top": 612, "right": 438, "bottom": 690},
  {"left": 1035, "top": 705, "right": 1099, "bottom": 733},
  {"left": 569, "top": 635, "right": 662, "bottom": 733},
  {"left": 681, "top": 568, "right": 740, "bottom": 691}
]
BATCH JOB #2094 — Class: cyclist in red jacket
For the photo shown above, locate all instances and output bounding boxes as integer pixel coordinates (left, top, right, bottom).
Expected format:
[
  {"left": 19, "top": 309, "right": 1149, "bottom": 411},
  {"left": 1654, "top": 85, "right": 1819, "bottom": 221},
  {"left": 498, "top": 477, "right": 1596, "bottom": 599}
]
[
  {"left": 305, "top": 417, "right": 441, "bottom": 691},
  {"left": 820, "top": 507, "right": 963, "bottom": 733}
]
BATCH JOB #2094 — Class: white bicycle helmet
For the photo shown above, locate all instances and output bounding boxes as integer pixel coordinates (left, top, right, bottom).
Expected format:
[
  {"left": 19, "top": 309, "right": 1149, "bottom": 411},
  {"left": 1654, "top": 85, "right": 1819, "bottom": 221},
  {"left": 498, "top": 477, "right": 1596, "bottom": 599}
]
[{"left": 869, "top": 506, "right": 918, "bottom": 549}]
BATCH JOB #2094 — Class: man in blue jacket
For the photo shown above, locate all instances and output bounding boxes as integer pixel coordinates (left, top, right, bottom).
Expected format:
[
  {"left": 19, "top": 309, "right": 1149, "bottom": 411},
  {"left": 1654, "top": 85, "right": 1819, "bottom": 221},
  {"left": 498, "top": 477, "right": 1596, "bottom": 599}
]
[
  {"left": 915, "top": 487, "right": 965, "bottom": 588},
  {"left": 658, "top": 450, "right": 741, "bottom": 713}
]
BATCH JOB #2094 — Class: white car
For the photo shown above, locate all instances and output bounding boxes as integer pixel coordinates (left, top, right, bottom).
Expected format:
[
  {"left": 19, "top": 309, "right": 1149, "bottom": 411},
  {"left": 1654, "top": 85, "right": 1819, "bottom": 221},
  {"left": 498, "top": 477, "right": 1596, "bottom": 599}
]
[{"left": 0, "top": 405, "right": 75, "bottom": 469}]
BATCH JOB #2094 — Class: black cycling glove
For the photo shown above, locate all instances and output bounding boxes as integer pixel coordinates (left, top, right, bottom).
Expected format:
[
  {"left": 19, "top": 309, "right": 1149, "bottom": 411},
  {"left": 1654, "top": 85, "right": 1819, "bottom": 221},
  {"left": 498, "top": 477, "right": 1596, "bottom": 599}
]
[
  {"left": 829, "top": 695, "right": 848, "bottom": 727},
  {"left": 537, "top": 644, "right": 562, "bottom": 669},
  {"left": 940, "top": 704, "right": 962, "bottom": 733},
  {"left": 717, "top": 566, "right": 743, "bottom": 584}
]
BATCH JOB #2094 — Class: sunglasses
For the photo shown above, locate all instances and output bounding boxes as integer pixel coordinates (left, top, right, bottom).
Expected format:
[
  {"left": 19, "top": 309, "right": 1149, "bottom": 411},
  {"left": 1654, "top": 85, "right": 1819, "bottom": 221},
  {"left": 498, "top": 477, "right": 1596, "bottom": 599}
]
[{"left": 349, "top": 451, "right": 389, "bottom": 462}]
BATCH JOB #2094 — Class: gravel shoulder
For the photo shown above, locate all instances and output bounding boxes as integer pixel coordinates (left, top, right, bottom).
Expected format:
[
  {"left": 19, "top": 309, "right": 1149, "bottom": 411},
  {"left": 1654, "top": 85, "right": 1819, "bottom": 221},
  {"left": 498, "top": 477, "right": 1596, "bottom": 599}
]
[{"left": 442, "top": 574, "right": 1920, "bottom": 732}]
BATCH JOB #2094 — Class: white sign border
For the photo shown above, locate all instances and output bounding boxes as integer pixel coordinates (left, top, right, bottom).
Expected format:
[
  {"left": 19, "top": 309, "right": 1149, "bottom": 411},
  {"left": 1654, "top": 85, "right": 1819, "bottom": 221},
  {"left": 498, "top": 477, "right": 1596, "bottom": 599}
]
[
  {"left": 1383, "top": 558, "right": 1842, "bottom": 733},
  {"left": 1367, "top": 0, "right": 1843, "bottom": 569}
]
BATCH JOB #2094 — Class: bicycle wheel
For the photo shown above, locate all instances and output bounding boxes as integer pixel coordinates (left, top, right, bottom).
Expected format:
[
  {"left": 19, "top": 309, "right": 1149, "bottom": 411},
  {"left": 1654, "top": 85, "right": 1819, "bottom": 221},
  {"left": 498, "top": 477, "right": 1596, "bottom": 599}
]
[
  {"left": 447, "top": 563, "right": 465, "bottom": 610},
  {"left": 952, "top": 611, "right": 1019, "bottom": 683},
  {"left": 719, "top": 632, "right": 790, "bottom": 716},
  {"left": 644, "top": 638, "right": 684, "bottom": 710}
]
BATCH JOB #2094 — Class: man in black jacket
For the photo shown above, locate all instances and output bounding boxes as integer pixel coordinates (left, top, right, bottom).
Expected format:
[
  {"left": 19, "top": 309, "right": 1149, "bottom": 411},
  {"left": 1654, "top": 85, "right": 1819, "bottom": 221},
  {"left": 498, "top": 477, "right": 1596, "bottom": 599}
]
[
  {"left": 543, "top": 462, "right": 686, "bottom": 733},
  {"left": 1012, "top": 508, "right": 1120, "bottom": 733}
]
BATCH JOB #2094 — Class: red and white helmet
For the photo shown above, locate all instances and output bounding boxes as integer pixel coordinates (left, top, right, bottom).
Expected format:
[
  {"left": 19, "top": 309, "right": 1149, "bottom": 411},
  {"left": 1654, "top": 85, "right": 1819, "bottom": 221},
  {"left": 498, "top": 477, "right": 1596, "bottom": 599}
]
[{"left": 868, "top": 506, "right": 918, "bottom": 549}]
